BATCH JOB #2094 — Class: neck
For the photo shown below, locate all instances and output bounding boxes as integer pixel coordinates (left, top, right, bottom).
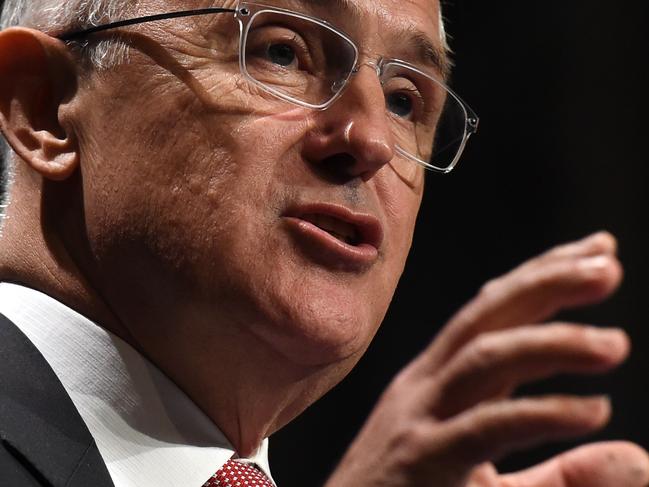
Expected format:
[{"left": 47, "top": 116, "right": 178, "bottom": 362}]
[
  {"left": 101, "top": 277, "right": 343, "bottom": 456},
  {"left": 0, "top": 168, "right": 123, "bottom": 333},
  {"left": 0, "top": 167, "right": 339, "bottom": 456}
]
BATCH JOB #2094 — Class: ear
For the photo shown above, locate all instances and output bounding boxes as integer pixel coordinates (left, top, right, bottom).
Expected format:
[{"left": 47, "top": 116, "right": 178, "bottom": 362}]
[{"left": 0, "top": 27, "right": 79, "bottom": 181}]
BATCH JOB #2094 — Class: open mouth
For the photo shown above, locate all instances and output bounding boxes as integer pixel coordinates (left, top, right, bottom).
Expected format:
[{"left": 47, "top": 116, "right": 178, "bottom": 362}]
[
  {"left": 282, "top": 203, "right": 384, "bottom": 269},
  {"left": 300, "top": 213, "right": 360, "bottom": 246}
]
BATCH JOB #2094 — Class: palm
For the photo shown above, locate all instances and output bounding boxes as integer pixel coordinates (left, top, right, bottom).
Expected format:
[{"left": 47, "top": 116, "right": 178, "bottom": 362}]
[{"left": 468, "top": 442, "right": 649, "bottom": 487}]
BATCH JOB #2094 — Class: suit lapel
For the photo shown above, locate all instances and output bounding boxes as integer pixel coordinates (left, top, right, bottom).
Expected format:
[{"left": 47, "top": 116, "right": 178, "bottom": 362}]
[{"left": 0, "top": 313, "right": 114, "bottom": 487}]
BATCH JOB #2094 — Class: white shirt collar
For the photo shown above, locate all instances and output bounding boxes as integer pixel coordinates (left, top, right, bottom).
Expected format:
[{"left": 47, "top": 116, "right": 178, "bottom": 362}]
[{"left": 0, "top": 282, "right": 274, "bottom": 487}]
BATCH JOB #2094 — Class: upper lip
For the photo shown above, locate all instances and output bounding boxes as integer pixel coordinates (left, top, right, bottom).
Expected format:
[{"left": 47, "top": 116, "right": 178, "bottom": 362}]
[{"left": 283, "top": 202, "right": 384, "bottom": 250}]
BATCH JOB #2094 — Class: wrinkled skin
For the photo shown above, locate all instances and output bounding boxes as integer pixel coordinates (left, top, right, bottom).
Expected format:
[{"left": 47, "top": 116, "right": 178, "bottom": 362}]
[
  {"left": 1, "top": 0, "right": 432, "bottom": 455},
  {"left": 62, "top": 0, "right": 433, "bottom": 451},
  {"left": 0, "top": 0, "right": 648, "bottom": 485}
]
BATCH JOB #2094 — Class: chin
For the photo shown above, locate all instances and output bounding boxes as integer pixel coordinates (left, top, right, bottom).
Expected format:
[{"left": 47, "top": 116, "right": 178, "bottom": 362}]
[
  {"left": 255, "top": 287, "right": 383, "bottom": 368},
  {"left": 208, "top": 227, "right": 394, "bottom": 367}
]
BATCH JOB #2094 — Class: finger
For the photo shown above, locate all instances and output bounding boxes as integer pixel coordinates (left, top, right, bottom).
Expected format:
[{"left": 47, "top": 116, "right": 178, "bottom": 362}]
[
  {"left": 424, "top": 234, "right": 623, "bottom": 368},
  {"left": 432, "top": 396, "right": 611, "bottom": 468},
  {"left": 466, "top": 464, "right": 499, "bottom": 487},
  {"left": 500, "top": 441, "right": 649, "bottom": 487},
  {"left": 541, "top": 231, "right": 617, "bottom": 260},
  {"left": 430, "top": 324, "right": 629, "bottom": 419}
]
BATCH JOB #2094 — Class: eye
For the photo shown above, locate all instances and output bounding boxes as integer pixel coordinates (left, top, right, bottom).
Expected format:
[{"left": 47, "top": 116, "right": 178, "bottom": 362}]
[
  {"left": 386, "top": 92, "right": 415, "bottom": 118},
  {"left": 266, "top": 43, "right": 297, "bottom": 67},
  {"left": 383, "top": 73, "right": 431, "bottom": 122}
]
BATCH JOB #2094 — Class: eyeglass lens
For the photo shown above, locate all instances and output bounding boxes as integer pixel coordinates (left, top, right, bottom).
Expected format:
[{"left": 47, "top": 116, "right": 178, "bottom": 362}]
[
  {"left": 243, "top": 11, "right": 357, "bottom": 107},
  {"left": 241, "top": 7, "right": 472, "bottom": 172}
]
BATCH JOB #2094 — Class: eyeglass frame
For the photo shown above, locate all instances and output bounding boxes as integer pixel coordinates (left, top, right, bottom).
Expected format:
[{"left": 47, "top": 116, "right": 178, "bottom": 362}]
[{"left": 58, "top": 2, "right": 480, "bottom": 174}]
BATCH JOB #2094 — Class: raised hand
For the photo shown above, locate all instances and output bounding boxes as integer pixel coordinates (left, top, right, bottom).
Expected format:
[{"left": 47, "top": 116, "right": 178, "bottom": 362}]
[{"left": 326, "top": 232, "right": 649, "bottom": 487}]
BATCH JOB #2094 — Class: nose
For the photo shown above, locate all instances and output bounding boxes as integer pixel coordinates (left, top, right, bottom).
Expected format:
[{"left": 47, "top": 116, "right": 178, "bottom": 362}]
[{"left": 301, "top": 66, "right": 395, "bottom": 182}]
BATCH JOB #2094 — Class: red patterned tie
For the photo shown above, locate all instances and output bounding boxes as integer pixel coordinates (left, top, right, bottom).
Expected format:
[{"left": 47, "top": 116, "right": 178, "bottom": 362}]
[{"left": 203, "top": 459, "right": 275, "bottom": 487}]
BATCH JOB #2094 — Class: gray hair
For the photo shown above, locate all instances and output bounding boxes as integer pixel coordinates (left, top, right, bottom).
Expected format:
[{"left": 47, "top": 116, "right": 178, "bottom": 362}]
[
  {"left": 1, "top": 0, "right": 131, "bottom": 62},
  {"left": 0, "top": 0, "right": 131, "bottom": 219}
]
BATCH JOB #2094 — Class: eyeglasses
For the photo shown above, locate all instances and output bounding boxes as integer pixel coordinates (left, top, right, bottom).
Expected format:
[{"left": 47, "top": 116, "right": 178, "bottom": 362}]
[{"left": 60, "top": 1, "right": 479, "bottom": 174}]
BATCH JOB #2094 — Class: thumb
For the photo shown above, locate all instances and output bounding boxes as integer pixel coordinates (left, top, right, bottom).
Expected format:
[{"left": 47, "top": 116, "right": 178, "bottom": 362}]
[{"left": 501, "top": 442, "right": 649, "bottom": 487}]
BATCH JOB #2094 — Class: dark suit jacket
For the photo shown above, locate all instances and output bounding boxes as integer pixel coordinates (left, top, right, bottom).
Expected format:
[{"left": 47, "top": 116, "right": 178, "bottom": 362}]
[{"left": 0, "top": 313, "right": 114, "bottom": 487}]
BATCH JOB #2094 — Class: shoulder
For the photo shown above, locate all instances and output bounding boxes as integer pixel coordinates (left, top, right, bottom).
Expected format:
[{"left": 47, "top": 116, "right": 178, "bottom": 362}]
[{"left": 0, "top": 314, "right": 114, "bottom": 487}]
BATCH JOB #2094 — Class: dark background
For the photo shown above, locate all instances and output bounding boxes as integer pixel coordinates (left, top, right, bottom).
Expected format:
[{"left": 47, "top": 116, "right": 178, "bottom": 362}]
[
  {"left": 0, "top": 0, "right": 647, "bottom": 484},
  {"left": 272, "top": 1, "right": 649, "bottom": 485}
]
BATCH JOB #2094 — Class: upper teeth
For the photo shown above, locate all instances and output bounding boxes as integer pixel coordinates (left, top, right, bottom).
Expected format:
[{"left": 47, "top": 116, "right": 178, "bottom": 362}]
[{"left": 307, "top": 214, "right": 358, "bottom": 244}]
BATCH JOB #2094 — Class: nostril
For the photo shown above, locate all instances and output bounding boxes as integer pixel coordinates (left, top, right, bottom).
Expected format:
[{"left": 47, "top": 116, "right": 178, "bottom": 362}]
[
  {"left": 327, "top": 153, "right": 357, "bottom": 171},
  {"left": 312, "top": 153, "right": 360, "bottom": 185}
]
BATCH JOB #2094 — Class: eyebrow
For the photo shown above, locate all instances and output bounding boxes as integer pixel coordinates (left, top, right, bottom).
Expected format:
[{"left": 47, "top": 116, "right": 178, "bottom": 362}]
[
  {"left": 301, "top": 0, "right": 451, "bottom": 78},
  {"left": 405, "top": 28, "right": 452, "bottom": 79}
]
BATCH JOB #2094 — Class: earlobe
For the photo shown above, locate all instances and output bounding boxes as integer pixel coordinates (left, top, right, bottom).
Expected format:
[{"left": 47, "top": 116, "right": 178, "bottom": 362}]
[{"left": 0, "top": 27, "right": 79, "bottom": 181}]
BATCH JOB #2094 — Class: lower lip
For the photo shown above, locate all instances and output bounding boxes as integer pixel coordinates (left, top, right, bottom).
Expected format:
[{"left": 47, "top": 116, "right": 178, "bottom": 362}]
[{"left": 283, "top": 217, "right": 379, "bottom": 270}]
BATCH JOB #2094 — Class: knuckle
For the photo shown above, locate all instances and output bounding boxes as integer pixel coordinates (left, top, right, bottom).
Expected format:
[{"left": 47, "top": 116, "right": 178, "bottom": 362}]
[
  {"left": 542, "top": 241, "right": 573, "bottom": 260},
  {"left": 537, "top": 396, "right": 605, "bottom": 426},
  {"left": 389, "top": 422, "right": 438, "bottom": 461},
  {"left": 499, "top": 262, "right": 561, "bottom": 295},
  {"left": 480, "top": 235, "right": 621, "bottom": 300},
  {"left": 465, "top": 334, "right": 502, "bottom": 370},
  {"left": 518, "top": 254, "right": 618, "bottom": 292},
  {"left": 446, "top": 406, "right": 506, "bottom": 461},
  {"left": 544, "top": 322, "right": 589, "bottom": 342},
  {"left": 528, "top": 262, "right": 566, "bottom": 289},
  {"left": 387, "top": 422, "right": 473, "bottom": 481},
  {"left": 477, "top": 276, "right": 503, "bottom": 301},
  {"left": 544, "top": 396, "right": 575, "bottom": 414},
  {"left": 384, "top": 367, "right": 423, "bottom": 402},
  {"left": 517, "top": 258, "right": 595, "bottom": 293}
]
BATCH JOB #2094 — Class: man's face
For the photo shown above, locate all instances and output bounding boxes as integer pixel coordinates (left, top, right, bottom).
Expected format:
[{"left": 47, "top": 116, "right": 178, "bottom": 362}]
[{"left": 67, "top": 0, "right": 443, "bottom": 370}]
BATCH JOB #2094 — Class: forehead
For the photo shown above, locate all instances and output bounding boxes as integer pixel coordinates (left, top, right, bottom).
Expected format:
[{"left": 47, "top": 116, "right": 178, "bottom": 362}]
[
  {"left": 141, "top": 0, "right": 447, "bottom": 76},
  {"left": 294, "top": 0, "right": 446, "bottom": 74},
  {"left": 296, "top": 0, "right": 441, "bottom": 26},
  {"left": 283, "top": 0, "right": 440, "bottom": 40},
  {"left": 161, "top": 0, "right": 444, "bottom": 46},
  {"left": 244, "top": 0, "right": 444, "bottom": 72}
]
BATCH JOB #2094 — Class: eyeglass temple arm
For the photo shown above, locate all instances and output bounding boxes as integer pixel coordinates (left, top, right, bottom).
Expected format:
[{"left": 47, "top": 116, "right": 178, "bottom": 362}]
[{"left": 58, "top": 7, "right": 237, "bottom": 41}]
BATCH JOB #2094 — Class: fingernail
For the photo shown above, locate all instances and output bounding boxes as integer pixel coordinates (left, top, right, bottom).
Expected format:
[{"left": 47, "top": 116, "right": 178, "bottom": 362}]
[
  {"left": 578, "top": 254, "right": 612, "bottom": 271},
  {"left": 584, "top": 231, "right": 612, "bottom": 241},
  {"left": 587, "top": 328, "right": 630, "bottom": 358},
  {"left": 583, "top": 395, "right": 611, "bottom": 417},
  {"left": 582, "top": 231, "right": 617, "bottom": 253}
]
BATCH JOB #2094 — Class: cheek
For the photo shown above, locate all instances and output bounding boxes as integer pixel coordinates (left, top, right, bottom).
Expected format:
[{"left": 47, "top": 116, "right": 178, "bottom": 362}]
[
  {"left": 377, "top": 166, "right": 425, "bottom": 255},
  {"left": 76, "top": 58, "right": 421, "bottom": 364}
]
